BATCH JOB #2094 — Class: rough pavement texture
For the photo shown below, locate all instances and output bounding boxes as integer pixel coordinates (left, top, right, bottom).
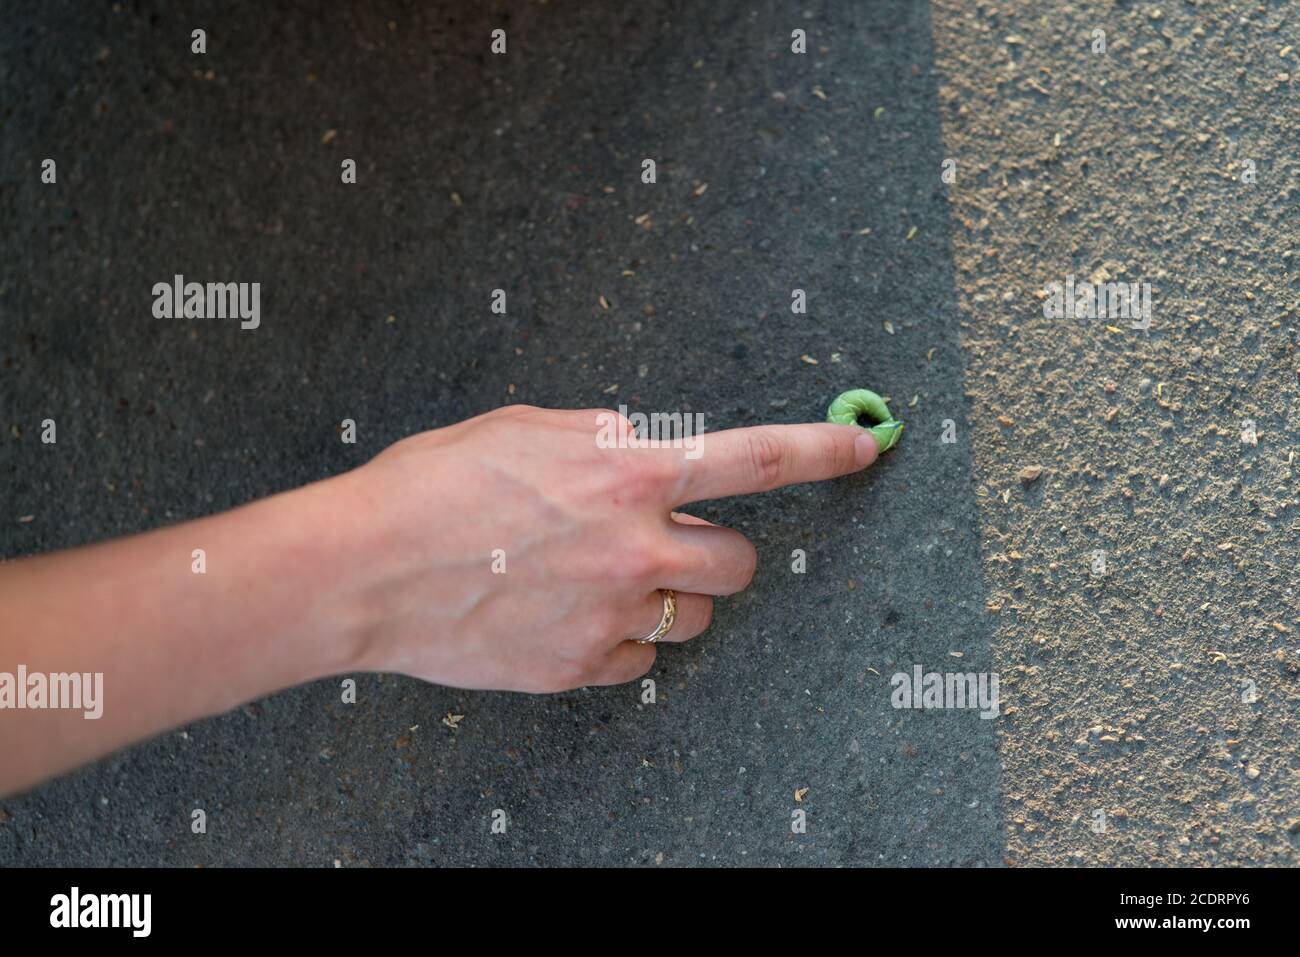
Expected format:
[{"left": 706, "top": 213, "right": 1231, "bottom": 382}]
[
  {"left": 931, "top": 0, "right": 1298, "bottom": 865},
  {"left": 0, "top": 0, "right": 1293, "bottom": 866}
]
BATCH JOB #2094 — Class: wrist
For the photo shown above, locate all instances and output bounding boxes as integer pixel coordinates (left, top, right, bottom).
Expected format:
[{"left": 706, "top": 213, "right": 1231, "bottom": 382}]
[
  {"left": 291, "top": 464, "right": 412, "bottom": 679},
  {"left": 247, "top": 471, "right": 387, "bottom": 683}
]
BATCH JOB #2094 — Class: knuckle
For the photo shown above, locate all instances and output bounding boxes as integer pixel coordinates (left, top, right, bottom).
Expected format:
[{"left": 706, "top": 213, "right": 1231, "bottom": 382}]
[
  {"left": 489, "top": 403, "right": 537, "bottom": 420},
  {"left": 622, "top": 539, "right": 669, "bottom": 582},
  {"left": 745, "top": 431, "right": 787, "bottom": 489},
  {"left": 612, "top": 451, "right": 676, "bottom": 499},
  {"left": 596, "top": 531, "right": 669, "bottom": 585},
  {"left": 656, "top": 548, "right": 690, "bottom": 584},
  {"left": 586, "top": 606, "right": 624, "bottom": 645},
  {"left": 596, "top": 407, "right": 632, "bottom": 430},
  {"left": 589, "top": 407, "right": 634, "bottom": 442}
]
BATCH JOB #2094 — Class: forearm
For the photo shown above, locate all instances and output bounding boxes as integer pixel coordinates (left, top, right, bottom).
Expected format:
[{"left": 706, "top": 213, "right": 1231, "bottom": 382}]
[
  {"left": 0, "top": 473, "right": 369, "bottom": 796},
  {"left": 0, "top": 406, "right": 878, "bottom": 795}
]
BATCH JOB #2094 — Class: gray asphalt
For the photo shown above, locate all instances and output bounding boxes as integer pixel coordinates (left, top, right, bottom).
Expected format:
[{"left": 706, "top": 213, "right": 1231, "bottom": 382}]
[{"left": 0, "top": 0, "right": 1293, "bottom": 866}]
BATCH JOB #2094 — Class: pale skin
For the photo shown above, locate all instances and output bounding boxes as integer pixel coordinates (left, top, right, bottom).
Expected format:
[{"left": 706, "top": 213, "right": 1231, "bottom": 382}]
[{"left": 0, "top": 406, "right": 879, "bottom": 796}]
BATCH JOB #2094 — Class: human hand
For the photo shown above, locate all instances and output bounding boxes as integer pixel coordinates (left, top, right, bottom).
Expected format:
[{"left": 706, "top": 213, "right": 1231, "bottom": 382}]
[{"left": 332, "top": 405, "right": 880, "bottom": 692}]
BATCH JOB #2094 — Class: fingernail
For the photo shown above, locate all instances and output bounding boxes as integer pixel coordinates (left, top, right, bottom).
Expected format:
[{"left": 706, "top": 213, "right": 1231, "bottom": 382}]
[{"left": 854, "top": 430, "right": 879, "bottom": 468}]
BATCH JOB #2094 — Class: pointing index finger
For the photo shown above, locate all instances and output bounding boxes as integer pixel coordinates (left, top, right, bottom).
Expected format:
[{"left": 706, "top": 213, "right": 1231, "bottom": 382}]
[{"left": 671, "top": 423, "right": 879, "bottom": 504}]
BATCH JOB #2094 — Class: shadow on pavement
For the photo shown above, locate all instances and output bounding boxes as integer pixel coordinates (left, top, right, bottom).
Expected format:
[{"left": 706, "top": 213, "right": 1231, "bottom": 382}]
[{"left": 0, "top": 0, "right": 1001, "bottom": 865}]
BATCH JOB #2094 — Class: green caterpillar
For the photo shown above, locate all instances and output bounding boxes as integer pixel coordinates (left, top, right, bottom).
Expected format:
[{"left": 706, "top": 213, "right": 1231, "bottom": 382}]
[{"left": 826, "top": 389, "right": 904, "bottom": 453}]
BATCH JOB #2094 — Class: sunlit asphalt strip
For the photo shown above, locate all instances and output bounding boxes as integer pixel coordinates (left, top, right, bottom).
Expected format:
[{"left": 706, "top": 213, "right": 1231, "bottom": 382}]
[{"left": 931, "top": 0, "right": 1300, "bottom": 865}]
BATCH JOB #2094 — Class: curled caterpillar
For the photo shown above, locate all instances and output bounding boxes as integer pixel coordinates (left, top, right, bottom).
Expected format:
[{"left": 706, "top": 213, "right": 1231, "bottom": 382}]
[{"left": 826, "top": 389, "right": 904, "bottom": 453}]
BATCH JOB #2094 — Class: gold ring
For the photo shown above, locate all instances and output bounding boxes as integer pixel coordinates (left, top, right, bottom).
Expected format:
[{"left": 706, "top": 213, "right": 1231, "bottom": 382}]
[{"left": 635, "top": 589, "right": 677, "bottom": 644}]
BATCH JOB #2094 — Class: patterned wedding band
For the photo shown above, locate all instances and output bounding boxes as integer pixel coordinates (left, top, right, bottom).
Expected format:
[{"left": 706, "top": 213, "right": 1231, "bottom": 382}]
[{"left": 635, "top": 589, "right": 677, "bottom": 644}]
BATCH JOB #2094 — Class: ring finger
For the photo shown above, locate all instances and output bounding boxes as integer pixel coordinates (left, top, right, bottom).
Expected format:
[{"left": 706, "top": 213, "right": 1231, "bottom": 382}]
[{"left": 624, "top": 589, "right": 713, "bottom": 645}]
